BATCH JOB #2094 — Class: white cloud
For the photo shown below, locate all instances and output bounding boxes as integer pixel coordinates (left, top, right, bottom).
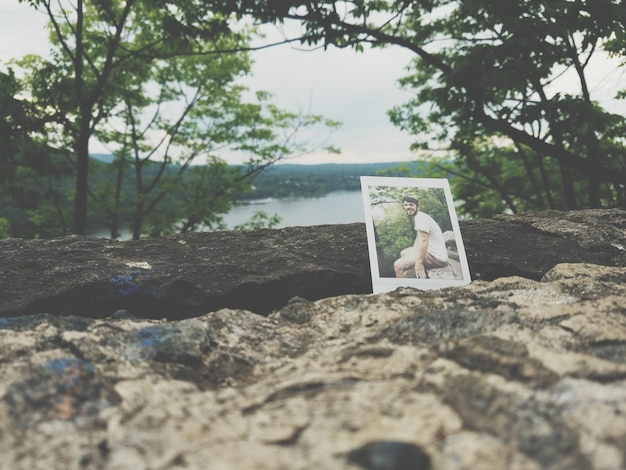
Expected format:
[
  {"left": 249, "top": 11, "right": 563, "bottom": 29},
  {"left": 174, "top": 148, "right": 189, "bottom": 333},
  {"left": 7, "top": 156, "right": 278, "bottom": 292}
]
[{"left": 0, "top": 4, "right": 50, "bottom": 60}]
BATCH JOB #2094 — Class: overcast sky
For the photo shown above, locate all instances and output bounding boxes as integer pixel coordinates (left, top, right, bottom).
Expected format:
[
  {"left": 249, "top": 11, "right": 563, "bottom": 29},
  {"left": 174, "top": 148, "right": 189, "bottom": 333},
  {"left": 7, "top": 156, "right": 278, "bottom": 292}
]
[
  {"left": 247, "top": 30, "right": 417, "bottom": 165},
  {"left": 0, "top": 3, "right": 417, "bottom": 165},
  {"left": 1, "top": 3, "right": 623, "bottom": 166}
]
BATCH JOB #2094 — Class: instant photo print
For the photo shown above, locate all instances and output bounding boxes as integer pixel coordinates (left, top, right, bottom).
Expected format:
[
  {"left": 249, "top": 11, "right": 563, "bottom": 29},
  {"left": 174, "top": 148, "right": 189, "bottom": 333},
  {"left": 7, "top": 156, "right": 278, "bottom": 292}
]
[{"left": 360, "top": 176, "right": 471, "bottom": 293}]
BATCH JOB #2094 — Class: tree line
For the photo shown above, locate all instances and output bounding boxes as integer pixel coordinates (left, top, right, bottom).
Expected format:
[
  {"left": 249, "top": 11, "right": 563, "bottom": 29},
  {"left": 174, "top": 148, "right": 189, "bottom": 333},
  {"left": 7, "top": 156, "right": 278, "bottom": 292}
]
[
  {"left": 0, "top": 159, "right": 415, "bottom": 238},
  {"left": 209, "top": 0, "right": 626, "bottom": 215},
  {"left": 2, "top": 0, "right": 625, "bottom": 239},
  {"left": 1, "top": 0, "right": 339, "bottom": 239},
  {"left": 246, "top": 162, "right": 424, "bottom": 199}
]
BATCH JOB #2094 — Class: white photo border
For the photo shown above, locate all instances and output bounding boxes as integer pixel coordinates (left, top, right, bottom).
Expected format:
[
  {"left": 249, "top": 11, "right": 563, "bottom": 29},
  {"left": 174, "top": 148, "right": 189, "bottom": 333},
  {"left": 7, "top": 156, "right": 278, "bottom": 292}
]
[{"left": 360, "top": 176, "right": 471, "bottom": 293}]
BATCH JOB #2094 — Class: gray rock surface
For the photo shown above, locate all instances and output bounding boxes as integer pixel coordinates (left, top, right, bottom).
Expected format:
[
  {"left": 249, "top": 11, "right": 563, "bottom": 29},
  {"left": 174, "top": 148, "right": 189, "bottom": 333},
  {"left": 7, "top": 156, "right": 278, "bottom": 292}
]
[
  {"left": 462, "top": 209, "right": 626, "bottom": 280},
  {"left": 1, "top": 209, "right": 625, "bottom": 319},
  {"left": 0, "top": 225, "right": 372, "bottom": 319},
  {"left": 1, "top": 209, "right": 625, "bottom": 469}
]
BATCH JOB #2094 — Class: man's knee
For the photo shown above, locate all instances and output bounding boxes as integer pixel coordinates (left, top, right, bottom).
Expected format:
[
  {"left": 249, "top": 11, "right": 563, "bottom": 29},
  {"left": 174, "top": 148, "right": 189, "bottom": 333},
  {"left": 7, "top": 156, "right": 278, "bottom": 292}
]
[{"left": 394, "top": 257, "right": 411, "bottom": 276}]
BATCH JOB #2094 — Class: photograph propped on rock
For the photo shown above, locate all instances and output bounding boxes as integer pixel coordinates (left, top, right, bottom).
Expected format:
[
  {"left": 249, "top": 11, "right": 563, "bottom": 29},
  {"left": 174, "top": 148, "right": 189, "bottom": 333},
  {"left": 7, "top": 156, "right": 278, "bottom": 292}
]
[{"left": 360, "top": 176, "right": 471, "bottom": 293}]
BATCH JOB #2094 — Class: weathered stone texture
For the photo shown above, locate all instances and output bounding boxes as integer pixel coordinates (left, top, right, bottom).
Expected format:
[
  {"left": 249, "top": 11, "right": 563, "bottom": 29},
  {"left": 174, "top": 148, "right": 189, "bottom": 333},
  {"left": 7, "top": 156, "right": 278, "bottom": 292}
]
[
  {"left": 1, "top": 208, "right": 624, "bottom": 319},
  {"left": 0, "top": 209, "right": 625, "bottom": 469},
  {"left": 0, "top": 225, "right": 372, "bottom": 318}
]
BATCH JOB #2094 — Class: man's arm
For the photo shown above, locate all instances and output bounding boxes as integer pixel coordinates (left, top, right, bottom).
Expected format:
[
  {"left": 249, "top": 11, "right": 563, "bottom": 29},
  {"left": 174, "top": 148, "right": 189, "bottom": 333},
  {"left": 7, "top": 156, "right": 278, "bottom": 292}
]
[{"left": 413, "top": 230, "right": 429, "bottom": 279}]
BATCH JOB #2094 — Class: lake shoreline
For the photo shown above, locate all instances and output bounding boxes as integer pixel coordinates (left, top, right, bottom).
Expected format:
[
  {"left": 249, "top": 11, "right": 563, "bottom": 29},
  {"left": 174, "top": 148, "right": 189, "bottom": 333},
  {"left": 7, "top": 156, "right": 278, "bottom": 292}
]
[{"left": 89, "top": 190, "right": 365, "bottom": 239}]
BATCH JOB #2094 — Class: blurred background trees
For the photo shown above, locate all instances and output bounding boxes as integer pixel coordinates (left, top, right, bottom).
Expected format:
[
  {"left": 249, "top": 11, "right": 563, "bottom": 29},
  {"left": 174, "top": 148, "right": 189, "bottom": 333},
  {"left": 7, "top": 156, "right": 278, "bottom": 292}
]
[
  {"left": 210, "top": 0, "right": 626, "bottom": 217},
  {"left": 3, "top": 0, "right": 625, "bottom": 239},
  {"left": 3, "top": 0, "right": 338, "bottom": 238}
]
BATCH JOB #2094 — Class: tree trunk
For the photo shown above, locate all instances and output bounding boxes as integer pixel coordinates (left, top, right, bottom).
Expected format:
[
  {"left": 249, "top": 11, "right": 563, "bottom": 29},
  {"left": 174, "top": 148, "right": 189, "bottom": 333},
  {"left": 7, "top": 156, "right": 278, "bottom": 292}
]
[
  {"left": 557, "top": 160, "right": 578, "bottom": 210},
  {"left": 131, "top": 202, "right": 143, "bottom": 240},
  {"left": 110, "top": 165, "right": 124, "bottom": 239},
  {"left": 72, "top": 130, "right": 90, "bottom": 234},
  {"left": 515, "top": 143, "right": 546, "bottom": 210}
]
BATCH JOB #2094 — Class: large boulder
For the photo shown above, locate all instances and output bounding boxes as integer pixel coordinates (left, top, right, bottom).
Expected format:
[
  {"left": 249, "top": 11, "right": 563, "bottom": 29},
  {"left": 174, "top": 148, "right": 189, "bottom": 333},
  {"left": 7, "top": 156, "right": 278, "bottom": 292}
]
[
  {"left": 0, "top": 208, "right": 625, "bottom": 469},
  {"left": 462, "top": 209, "right": 626, "bottom": 280},
  {"left": 1, "top": 209, "right": 624, "bottom": 319},
  {"left": 0, "top": 224, "right": 372, "bottom": 319}
]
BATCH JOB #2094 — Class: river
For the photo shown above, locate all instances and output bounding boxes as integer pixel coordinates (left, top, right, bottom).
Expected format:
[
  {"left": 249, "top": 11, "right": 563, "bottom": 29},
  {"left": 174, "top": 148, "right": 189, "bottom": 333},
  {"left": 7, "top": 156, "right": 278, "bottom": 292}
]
[
  {"left": 227, "top": 190, "right": 364, "bottom": 228},
  {"left": 91, "top": 190, "right": 365, "bottom": 239}
]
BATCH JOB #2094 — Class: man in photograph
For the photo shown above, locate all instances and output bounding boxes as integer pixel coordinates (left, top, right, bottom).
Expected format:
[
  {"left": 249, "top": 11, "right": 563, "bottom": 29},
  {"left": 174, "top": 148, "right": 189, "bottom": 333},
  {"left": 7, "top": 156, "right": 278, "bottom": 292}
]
[{"left": 394, "top": 196, "right": 448, "bottom": 279}]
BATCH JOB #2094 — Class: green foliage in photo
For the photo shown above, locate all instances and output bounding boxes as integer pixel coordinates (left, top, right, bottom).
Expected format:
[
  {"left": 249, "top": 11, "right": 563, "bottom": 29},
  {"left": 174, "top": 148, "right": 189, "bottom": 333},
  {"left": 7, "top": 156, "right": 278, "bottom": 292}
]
[{"left": 368, "top": 185, "right": 452, "bottom": 272}]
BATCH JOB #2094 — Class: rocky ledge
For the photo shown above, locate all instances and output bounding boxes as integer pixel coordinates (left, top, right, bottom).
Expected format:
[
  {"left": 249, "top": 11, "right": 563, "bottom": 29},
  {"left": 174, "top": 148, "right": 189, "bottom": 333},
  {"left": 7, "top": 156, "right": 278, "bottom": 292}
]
[{"left": 0, "top": 209, "right": 625, "bottom": 469}]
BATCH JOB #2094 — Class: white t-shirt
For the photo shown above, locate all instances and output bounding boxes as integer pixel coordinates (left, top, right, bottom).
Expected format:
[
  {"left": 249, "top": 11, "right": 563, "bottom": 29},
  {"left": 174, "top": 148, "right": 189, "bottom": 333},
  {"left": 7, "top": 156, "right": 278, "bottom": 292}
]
[{"left": 414, "top": 211, "right": 448, "bottom": 263}]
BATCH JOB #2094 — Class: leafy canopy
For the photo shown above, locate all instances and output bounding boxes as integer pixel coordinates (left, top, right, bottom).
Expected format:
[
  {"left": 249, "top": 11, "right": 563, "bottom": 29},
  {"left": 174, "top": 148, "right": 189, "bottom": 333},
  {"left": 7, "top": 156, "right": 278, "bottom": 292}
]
[
  {"left": 5, "top": 0, "right": 340, "bottom": 238},
  {"left": 202, "top": 0, "right": 626, "bottom": 216}
]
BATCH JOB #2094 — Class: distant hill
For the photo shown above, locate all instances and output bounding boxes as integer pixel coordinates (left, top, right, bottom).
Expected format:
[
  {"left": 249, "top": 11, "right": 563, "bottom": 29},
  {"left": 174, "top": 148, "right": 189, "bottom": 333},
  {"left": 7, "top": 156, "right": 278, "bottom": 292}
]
[
  {"left": 89, "top": 154, "right": 418, "bottom": 171},
  {"left": 87, "top": 154, "right": 425, "bottom": 199},
  {"left": 1, "top": 155, "right": 427, "bottom": 237},
  {"left": 90, "top": 153, "right": 116, "bottom": 164},
  {"left": 244, "top": 161, "right": 425, "bottom": 199}
]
